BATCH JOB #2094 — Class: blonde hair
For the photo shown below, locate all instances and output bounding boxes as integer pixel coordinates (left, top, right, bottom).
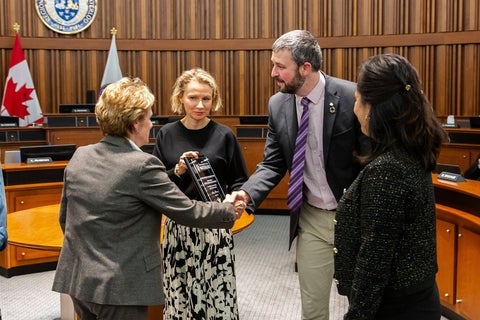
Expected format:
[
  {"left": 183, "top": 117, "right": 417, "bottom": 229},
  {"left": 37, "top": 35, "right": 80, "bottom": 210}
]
[
  {"left": 170, "top": 68, "right": 222, "bottom": 114},
  {"left": 96, "top": 77, "right": 155, "bottom": 136}
]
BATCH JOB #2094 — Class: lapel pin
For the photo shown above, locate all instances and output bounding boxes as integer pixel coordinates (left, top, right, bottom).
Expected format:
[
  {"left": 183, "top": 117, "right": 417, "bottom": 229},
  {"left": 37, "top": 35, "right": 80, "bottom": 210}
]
[{"left": 329, "top": 102, "right": 336, "bottom": 114}]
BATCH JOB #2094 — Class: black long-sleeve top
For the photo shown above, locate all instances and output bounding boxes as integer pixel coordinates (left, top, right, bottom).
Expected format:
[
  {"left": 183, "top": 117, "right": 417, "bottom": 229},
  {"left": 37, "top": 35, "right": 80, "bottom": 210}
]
[{"left": 152, "top": 120, "right": 249, "bottom": 200}]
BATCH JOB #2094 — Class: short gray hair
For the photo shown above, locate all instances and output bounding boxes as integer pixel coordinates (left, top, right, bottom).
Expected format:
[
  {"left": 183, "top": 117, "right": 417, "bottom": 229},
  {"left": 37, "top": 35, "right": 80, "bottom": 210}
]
[{"left": 272, "top": 30, "right": 323, "bottom": 71}]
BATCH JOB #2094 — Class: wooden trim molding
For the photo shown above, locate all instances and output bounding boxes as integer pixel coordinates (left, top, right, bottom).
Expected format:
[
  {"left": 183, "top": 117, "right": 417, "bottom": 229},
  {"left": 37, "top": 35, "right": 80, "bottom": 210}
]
[{"left": 1, "top": 31, "right": 480, "bottom": 51}]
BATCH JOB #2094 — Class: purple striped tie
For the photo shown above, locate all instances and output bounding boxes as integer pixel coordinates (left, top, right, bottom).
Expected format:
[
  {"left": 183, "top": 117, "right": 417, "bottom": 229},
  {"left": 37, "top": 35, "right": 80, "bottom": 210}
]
[{"left": 287, "top": 97, "right": 310, "bottom": 212}]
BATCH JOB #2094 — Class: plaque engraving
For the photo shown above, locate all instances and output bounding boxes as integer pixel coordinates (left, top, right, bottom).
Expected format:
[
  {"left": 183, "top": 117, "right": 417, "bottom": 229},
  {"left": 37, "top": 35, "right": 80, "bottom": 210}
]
[{"left": 184, "top": 155, "right": 225, "bottom": 202}]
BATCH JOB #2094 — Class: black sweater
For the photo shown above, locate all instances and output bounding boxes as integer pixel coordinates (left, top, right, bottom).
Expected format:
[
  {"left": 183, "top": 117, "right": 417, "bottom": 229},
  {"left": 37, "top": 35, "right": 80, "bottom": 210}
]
[{"left": 152, "top": 120, "right": 248, "bottom": 199}]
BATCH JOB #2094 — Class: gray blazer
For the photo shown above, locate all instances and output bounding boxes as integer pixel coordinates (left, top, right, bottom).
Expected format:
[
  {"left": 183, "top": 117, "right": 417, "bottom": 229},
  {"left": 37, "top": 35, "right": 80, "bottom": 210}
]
[
  {"left": 52, "top": 135, "right": 235, "bottom": 306},
  {"left": 242, "top": 74, "right": 367, "bottom": 246}
]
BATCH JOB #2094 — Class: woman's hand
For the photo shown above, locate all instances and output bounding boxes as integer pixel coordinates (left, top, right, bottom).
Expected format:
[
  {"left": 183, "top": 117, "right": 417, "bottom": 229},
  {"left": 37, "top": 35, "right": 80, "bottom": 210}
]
[{"left": 174, "top": 151, "right": 199, "bottom": 177}]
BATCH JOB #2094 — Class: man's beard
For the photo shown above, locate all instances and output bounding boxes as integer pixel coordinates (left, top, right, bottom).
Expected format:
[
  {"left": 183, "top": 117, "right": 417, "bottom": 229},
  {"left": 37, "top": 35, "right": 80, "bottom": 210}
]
[{"left": 276, "top": 71, "right": 306, "bottom": 94}]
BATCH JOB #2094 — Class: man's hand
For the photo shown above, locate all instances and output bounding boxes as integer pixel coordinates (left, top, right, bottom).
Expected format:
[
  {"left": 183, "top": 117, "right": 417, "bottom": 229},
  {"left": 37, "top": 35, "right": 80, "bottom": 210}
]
[
  {"left": 229, "top": 190, "right": 251, "bottom": 205},
  {"left": 223, "top": 194, "right": 246, "bottom": 219}
]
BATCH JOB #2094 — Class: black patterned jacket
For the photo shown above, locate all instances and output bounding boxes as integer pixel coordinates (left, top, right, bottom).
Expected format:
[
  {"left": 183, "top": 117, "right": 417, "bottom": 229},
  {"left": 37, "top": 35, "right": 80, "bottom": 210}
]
[{"left": 334, "top": 146, "right": 438, "bottom": 319}]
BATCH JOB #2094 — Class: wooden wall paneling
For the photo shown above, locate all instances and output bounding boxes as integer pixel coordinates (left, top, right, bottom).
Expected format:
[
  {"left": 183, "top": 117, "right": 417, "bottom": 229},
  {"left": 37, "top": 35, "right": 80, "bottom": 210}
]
[
  {"left": 425, "top": 46, "right": 436, "bottom": 107},
  {"left": 61, "top": 51, "right": 79, "bottom": 107},
  {"left": 454, "top": 45, "right": 463, "bottom": 117},
  {"left": 330, "top": 0, "right": 347, "bottom": 37},
  {"left": 50, "top": 50, "right": 61, "bottom": 112},
  {"left": 257, "top": 1, "right": 273, "bottom": 38},
  {"left": 223, "top": 51, "right": 238, "bottom": 115},
  {"left": 463, "top": 0, "right": 480, "bottom": 31},
  {"left": 157, "top": 1, "right": 173, "bottom": 39},
  {"left": 356, "top": 0, "right": 374, "bottom": 36},
  {"left": 433, "top": 45, "right": 449, "bottom": 117},
  {"left": 34, "top": 50, "right": 50, "bottom": 111},
  {"left": 135, "top": 0, "right": 152, "bottom": 39},
  {"left": 156, "top": 51, "right": 175, "bottom": 116},
  {"left": 257, "top": 50, "right": 277, "bottom": 115},
  {"left": 407, "top": 46, "right": 427, "bottom": 87},
  {"left": 86, "top": 50, "right": 102, "bottom": 101},
  {"left": 434, "top": 0, "right": 458, "bottom": 33},
  {"left": 1, "top": 0, "right": 480, "bottom": 118},
  {"left": 247, "top": 50, "right": 260, "bottom": 115},
  {"left": 449, "top": 45, "right": 460, "bottom": 117},
  {"left": 138, "top": 51, "right": 151, "bottom": 89},
  {"left": 237, "top": 51, "right": 247, "bottom": 114},
  {"left": 0, "top": 3, "right": 5, "bottom": 36},
  {"left": 1, "top": 1, "right": 21, "bottom": 36},
  {"left": 281, "top": 0, "right": 298, "bottom": 34},
  {"left": 461, "top": 45, "right": 480, "bottom": 116},
  {"left": 420, "top": 1, "right": 435, "bottom": 33}
]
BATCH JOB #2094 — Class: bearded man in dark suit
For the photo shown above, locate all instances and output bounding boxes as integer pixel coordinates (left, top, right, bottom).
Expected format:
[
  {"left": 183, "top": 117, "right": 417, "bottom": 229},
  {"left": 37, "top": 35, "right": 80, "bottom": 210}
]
[{"left": 231, "top": 30, "right": 368, "bottom": 320}]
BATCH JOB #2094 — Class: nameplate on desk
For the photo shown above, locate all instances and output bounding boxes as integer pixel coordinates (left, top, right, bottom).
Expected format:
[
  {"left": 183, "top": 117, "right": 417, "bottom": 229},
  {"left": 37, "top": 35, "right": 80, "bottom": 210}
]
[
  {"left": 71, "top": 108, "right": 91, "bottom": 113},
  {"left": 438, "top": 171, "right": 466, "bottom": 182},
  {"left": 0, "top": 122, "right": 18, "bottom": 127},
  {"left": 441, "top": 123, "right": 459, "bottom": 128},
  {"left": 27, "top": 157, "right": 53, "bottom": 164}
]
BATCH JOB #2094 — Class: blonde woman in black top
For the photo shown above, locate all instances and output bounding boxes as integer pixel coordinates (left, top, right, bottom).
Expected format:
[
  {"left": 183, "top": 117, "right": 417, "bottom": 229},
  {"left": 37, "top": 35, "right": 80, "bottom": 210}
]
[{"left": 153, "top": 69, "right": 248, "bottom": 320}]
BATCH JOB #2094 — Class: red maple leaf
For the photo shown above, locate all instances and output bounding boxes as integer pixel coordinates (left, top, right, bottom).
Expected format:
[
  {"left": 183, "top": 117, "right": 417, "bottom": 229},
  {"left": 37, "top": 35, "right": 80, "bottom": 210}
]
[{"left": 2, "top": 77, "right": 34, "bottom": 119}]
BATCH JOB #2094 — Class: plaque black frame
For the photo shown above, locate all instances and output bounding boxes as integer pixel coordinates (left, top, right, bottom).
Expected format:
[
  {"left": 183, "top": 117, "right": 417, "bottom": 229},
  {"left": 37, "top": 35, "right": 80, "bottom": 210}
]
[{"left": 184, "top": 155, "right": 225, "bottom": 203}]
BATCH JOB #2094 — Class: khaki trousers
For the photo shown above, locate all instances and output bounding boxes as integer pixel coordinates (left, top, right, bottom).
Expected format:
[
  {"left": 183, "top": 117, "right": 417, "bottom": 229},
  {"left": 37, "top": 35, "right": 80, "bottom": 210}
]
[{"left": 297, "top": 202, "right": 336, "bottom": 320}]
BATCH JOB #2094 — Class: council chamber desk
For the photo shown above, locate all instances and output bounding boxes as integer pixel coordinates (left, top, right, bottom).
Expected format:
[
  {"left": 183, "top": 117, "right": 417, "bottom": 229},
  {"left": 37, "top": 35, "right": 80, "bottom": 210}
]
[
  {"left": 7, "top": 204, "right": 254, "bottom": 320},
  {"left": 433, "top": 174, "right": 480, "bottom": 320}
]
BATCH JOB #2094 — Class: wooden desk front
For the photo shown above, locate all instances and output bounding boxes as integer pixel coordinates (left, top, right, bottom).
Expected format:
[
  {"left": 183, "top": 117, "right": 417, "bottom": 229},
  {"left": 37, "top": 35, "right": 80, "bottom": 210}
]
[
  {"left": 7, "top": 204, "right": 254, "bottom": 249},
  {"left": 1, "top": 162, "right": 67, "bottom": 276},
  {"left": 433, "top": 174, "right": 480, "bottom": 320}
]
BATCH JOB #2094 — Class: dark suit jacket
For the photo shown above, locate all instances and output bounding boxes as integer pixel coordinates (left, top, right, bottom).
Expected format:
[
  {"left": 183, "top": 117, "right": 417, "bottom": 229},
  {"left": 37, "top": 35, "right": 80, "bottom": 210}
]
[
  {"left": 242, "top": 74, "right": 367, "bottom": 246},
  {"left": 52, "top": 135, "right": 235, "bottom": 306}
]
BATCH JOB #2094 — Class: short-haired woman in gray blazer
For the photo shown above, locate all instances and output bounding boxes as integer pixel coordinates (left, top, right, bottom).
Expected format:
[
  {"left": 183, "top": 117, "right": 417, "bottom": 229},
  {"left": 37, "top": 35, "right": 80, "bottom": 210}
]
[{"left": 52, "top": 77, "right": 244, "bottom": 320}]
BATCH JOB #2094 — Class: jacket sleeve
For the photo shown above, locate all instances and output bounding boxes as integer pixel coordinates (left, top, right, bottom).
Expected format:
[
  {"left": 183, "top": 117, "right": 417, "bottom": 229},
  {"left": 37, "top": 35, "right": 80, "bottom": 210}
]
[{"left": 138, "top": 156, "right": 236, "bottom": 229}]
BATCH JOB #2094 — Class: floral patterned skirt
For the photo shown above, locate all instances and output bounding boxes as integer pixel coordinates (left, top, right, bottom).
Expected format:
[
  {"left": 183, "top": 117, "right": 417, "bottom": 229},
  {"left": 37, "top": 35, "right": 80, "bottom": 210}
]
[{"left": 162, "top": 218, "right": 239, "bottom": 320}]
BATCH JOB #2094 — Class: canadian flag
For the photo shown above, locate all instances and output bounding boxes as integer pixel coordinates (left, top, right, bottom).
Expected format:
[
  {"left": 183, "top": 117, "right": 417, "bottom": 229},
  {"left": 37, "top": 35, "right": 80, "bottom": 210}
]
[{"left": 1, "top": 33, "right": 43, "bottom": 126}]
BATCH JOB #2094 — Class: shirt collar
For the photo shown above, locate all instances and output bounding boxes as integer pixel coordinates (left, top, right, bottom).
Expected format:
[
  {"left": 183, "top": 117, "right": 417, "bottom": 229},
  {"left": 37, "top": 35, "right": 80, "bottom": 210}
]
[
  {"left": 295, "top": 72, "right": 325, "bottom": 106},
  {"left": 126, "top": 138, "right": 142, "bottom": 151}
]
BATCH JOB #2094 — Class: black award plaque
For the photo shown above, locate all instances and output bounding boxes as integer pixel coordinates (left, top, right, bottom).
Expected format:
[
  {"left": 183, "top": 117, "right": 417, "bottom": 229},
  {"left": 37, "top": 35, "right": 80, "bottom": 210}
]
[{"left": 184, "top": 155, "right": 225, "bottom": 202}]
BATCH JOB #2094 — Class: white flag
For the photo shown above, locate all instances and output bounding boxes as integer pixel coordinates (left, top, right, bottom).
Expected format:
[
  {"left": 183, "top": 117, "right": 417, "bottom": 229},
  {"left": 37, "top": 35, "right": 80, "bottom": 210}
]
[
  {"left": 100, "top": 34, "right": 122, "bottom": 95},
  {"left": 1, "top": 34, "right": 43, "bottom": 126}
]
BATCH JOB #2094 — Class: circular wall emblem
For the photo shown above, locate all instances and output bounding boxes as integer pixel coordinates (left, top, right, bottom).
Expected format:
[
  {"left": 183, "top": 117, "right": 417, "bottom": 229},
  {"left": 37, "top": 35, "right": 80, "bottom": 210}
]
[{"left": 35, "top": 0, "right": 97, "bottom": 34}]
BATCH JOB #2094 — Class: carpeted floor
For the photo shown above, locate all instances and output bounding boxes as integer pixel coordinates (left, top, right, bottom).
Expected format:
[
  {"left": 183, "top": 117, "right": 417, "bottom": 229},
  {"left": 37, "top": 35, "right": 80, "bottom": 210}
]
[{"left": 0, "top": 214, "right": 448, "bottom": 320}]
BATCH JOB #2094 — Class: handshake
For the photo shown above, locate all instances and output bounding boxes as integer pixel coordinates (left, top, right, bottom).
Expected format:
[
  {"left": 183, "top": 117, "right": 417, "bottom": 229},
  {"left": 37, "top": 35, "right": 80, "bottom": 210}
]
[{"left": 223, "top": 190, "right": 252, "bottom": 220}]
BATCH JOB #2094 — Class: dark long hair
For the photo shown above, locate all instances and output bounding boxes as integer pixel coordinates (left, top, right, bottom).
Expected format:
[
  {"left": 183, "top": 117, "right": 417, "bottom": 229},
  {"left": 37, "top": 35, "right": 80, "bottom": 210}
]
[{"left": 357, "top": 54, "right": 447, "bottom": 170}]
